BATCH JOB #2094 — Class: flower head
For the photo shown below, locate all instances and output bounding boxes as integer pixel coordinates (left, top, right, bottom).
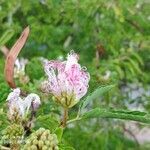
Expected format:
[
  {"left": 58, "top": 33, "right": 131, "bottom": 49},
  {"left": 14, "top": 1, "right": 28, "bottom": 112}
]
[
  {"left": 6, "top": 88, "right": 41, "bottom": 121},
  {"left": 43, "top": 51, "right": 90, "bottom": 108},
  {"left": 6, "top": 88, "right": 21, "bottom": 102}
]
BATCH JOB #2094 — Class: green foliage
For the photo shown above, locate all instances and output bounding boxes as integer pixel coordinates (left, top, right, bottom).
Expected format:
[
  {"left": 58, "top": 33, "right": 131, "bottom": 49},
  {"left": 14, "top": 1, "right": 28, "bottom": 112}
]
[
  {"left": 0, "top": 0, "right": 149, "bottom": 149},
  {"left": 54, "top": 127, "right": 64, "bottom": 143},
  {"left": 79, "top": 85, "right": 115, "bottom": 111},
  {"left": 82, "top": 108, "right": 150, "bottom": 124},
  {"left": 59, "top": 143, "right": 75, "bottom": 150},
  {"left": 35, "top": 115, "right": 59, "bottom": 132},
  {"left": 26, "top": 57, "right": 45, "bottom": 81},
  {"left": 64, "top": 124, "right": 138, "bottom": 150},
  {"left": 0, "top": 29, "right": 14, "bottom": 46},
  {"left": 0, "top": 59, "right": 10, "bottom": 106},
  {"left": 0, "top": 110, "right": 9, "bottom": 133}
]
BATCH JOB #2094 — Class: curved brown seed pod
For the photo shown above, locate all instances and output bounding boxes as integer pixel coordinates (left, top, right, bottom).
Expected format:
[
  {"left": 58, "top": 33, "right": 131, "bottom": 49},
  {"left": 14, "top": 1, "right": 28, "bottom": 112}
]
[{"left": 4, "top": 26, "right": 30, "bottom": 88}]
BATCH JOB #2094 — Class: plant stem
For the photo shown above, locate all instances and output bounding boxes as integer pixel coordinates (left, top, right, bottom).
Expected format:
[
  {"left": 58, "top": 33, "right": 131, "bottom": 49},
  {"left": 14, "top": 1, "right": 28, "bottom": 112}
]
[
  {"left": 67, "top": 116, "right": 81, "bottom": 124},
  {"left": 62, "top": 108, "right": 68, "bottom": 128}
]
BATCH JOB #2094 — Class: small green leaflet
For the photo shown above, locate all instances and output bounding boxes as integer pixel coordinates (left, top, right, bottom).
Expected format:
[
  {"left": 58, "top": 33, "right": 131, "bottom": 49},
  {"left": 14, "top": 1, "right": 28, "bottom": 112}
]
[
  {"left": 131, "top": 51, "right": 144, "bottom": 66},
  {"left": 54, "top": 127, "right": 64, "bottom": 142},
  {"left": 0, "top": 29, "right": 14, "bottom": 46},
  {"left": 35, "top": 115, "right": 59, "bottom": 132},
  {"left": 59, "top": 144, "right": 75, "bottom": 150},
  {"left": 79, "top": 85, "right": 115, "bottom": 111},
  {"left": 82, "top": 108, "right": 150, "bottom": 124}
]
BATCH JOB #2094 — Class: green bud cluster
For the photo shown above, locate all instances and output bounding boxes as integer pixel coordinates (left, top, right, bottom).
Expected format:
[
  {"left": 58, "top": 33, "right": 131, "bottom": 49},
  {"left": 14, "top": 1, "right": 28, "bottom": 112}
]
[
  {"left": 8, "top": 108, "right": 22, "bottom": 123},
  {"left": 23, "top": 128, "right": 59, "bottom": 150},
  {"left": 52, "top": 93, "right": 77, "bottom": 108},
  {"left": 1, "top": 123, "right": 24, "bottom": 145}
]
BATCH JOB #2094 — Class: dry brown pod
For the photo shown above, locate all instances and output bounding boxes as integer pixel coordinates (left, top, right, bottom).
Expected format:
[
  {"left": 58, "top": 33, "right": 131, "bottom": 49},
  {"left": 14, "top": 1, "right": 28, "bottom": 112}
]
[{"left": 4, "top": 26, "right": 30, "bottom": 88}]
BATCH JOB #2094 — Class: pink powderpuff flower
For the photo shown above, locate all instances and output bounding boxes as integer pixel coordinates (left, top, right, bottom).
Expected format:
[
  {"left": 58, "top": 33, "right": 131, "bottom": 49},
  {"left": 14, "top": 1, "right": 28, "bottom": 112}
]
[{"left": 43, "top": 50, "right": 90, "bottom": 108}]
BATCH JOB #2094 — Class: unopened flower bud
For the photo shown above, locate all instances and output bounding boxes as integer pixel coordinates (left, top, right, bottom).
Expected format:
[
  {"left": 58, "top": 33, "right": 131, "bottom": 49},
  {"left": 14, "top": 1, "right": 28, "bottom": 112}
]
[
  {"left": 1, "top": 124, "right": 24, "bottom": 146},
  {"left": 38, "top": 140, "right": 44, "bottom": 149},
  {"left": 30, "top": 145, "right": 37, "bottom": 150},
  {"left": 41, "top": 134, "right": 47, "bottom": 141},
  {"left": 45, "top": 141, "right": 50, "bottom": 146},
  {"left": 33, "top": 139, "right": 38, "bottom": 145},
  {"left": 42, "top": 145, "right": 48, "bottom": 150}
]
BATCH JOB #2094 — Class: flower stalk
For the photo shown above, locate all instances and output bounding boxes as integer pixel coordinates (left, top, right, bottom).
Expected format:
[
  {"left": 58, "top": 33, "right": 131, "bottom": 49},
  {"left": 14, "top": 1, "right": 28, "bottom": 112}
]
[{"left": 61, "top": 108, "right": 68, "bottom": 128}]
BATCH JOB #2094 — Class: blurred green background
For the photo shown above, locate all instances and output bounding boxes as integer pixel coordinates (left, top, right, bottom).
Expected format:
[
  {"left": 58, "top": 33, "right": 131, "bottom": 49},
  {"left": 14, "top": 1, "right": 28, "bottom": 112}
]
[{"left": 0, "top": 0, "right": 150, "bottom": 150}]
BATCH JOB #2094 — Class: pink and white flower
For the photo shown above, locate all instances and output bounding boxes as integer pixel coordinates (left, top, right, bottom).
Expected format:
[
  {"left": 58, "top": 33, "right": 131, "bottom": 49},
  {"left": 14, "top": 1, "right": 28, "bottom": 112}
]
[
  {"left": 7, "top": 88, "right": 41, "bottom": 120},
  {"left": 43, "top": 51, "right": 90, "bottom": 108}
]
